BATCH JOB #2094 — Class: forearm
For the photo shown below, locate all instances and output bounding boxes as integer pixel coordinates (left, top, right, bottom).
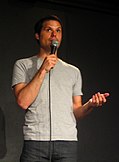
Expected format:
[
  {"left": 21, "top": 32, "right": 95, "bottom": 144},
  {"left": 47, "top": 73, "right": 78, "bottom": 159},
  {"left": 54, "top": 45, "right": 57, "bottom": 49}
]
[
  {"left": 16, "top": 68, "right": 47, "bottom": 109},
  {"left": 74, "top": 100, "right": 93, "bottom": 120}
]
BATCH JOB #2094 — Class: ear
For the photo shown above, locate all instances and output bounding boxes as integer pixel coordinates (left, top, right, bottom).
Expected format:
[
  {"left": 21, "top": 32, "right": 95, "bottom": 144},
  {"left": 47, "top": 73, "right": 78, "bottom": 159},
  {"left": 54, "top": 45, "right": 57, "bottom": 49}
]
[{"left": 35, "top": 33, "right": 39, "bottom": 40}]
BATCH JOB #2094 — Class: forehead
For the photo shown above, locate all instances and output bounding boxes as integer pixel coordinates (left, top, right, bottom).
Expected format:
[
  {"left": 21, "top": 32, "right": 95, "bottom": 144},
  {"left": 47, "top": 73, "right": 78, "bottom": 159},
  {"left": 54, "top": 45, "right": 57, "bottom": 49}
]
[{"left": 42, "top": 20, "right": 62, "bottom": 28}]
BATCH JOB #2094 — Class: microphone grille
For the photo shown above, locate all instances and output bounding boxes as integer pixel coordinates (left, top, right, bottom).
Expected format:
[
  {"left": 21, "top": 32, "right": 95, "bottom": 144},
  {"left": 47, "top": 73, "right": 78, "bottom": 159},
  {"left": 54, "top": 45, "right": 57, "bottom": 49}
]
[{"left": 51, "top": 40, "right": 59, "bottom": 47}]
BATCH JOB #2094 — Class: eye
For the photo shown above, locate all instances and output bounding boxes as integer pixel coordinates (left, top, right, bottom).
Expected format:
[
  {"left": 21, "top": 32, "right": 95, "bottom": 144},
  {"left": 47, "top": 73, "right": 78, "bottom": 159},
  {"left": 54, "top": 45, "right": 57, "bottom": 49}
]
[
  {"left": 46, "top": 28, "right": 52, "bottom": 32},
  {"left": 56, "top": 29, "right": 61, "bottom": 32}
]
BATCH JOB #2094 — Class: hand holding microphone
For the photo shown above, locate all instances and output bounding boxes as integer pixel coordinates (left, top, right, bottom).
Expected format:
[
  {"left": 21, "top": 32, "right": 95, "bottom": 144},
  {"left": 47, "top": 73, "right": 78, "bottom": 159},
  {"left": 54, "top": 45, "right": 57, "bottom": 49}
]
[{"left": 41, "top": 40, "right": 59, "bottom": 73}]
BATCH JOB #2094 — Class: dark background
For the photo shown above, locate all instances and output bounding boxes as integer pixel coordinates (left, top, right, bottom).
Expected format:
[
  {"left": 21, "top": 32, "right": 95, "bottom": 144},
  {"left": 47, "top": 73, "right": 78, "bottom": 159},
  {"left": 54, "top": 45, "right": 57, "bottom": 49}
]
[{"left": 0, "top": 0, "right": 118, "bottom": 162}]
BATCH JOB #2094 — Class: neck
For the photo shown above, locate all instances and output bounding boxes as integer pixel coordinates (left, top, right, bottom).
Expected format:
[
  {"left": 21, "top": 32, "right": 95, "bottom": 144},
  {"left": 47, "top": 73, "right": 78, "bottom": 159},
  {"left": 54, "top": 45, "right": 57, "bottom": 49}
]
[{"left": 37, "top": 48, "right": 58, "bottom": 59}]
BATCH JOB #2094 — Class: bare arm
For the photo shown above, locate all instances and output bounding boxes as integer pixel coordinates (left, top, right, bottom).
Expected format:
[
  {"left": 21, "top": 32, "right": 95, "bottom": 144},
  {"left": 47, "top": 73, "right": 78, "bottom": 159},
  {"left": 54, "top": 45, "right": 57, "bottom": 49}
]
[
  {"left": 73, "top": 92, "right": 110, "bottom": 120},
  {"left": 13, "top": 54, "right": 57, "bottom": 109}
]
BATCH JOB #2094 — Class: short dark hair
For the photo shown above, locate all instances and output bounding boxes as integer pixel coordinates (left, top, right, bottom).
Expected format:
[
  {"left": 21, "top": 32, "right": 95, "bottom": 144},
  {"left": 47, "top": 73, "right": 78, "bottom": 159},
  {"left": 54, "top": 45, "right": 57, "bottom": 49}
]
[{"left": 34, "top": 15, "right": 63, "bottom": 35}]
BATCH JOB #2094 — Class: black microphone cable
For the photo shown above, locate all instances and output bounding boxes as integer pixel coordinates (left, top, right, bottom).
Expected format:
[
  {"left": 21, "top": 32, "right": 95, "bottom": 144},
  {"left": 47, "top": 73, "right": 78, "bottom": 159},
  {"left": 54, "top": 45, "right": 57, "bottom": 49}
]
[
  {"left": 48, "top": 70, "right": 52, "bottom": 162},
  {"left": 48, "top": 40, "right": 59, "bottom": 162}
]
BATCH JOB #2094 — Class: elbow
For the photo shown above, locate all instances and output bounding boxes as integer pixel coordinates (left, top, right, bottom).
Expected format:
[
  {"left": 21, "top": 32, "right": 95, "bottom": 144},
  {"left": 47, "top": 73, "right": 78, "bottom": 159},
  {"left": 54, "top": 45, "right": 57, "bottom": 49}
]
[
  {"left": 17, "top": 98, "right": 29, "bottom": 110},
  {"left": 73, "top": 108, "right": 84, "bottom": 120},
  {"left": 74, "top": 112, "right": 84, "bottom": 120}
]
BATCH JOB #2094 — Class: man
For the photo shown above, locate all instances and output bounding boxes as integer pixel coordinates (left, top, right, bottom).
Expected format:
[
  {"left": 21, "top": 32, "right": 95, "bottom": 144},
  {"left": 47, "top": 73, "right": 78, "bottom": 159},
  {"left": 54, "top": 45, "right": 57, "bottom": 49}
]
[{"left": 12, "top": 15, "right": 109, "bottom": 162}]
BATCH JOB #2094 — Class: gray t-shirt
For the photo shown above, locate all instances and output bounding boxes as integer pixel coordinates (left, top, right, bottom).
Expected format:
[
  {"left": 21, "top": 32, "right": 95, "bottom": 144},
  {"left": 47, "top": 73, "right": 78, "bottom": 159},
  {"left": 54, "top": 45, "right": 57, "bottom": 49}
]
[{"left": 12, "top": 55, "right": 83, "bottom": 141}]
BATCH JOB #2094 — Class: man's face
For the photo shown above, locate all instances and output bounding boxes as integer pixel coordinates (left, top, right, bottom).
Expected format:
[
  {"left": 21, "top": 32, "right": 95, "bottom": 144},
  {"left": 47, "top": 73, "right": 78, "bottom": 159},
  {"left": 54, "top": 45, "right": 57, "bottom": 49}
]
[{"left": 38, "top": 20, "right": 62, "bottom": 52}]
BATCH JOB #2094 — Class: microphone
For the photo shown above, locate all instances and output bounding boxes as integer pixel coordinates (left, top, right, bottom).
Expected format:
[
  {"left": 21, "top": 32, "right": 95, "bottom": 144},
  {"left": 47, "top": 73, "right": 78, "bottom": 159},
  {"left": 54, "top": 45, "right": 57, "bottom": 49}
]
[{"left": 50, "top": 40, "right": 59, "bottom": 54}]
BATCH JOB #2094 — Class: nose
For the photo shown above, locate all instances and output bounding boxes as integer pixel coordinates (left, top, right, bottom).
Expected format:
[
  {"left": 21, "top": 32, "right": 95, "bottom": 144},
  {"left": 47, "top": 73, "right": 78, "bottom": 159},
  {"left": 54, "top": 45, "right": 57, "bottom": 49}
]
[{"left": 51, "top": 31, "right": 56, "bottom": 37}]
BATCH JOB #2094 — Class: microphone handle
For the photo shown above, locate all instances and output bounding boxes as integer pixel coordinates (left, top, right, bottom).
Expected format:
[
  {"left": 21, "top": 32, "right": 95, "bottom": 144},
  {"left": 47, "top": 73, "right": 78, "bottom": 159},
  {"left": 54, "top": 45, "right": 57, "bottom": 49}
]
[{"left": 50, "top": 45, "right": 57, "bottom": 54}]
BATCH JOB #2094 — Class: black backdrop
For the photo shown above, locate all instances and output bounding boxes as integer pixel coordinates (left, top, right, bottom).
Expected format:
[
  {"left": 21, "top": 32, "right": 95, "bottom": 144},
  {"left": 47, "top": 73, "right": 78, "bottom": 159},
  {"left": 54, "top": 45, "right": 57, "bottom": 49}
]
[{"left": 0, "top": 0, "right": 119, "bottom": 162}]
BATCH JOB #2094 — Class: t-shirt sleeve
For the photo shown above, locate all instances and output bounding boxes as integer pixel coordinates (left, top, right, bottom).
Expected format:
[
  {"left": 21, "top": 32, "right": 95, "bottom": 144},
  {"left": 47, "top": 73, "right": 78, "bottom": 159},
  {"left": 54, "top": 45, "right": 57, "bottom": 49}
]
[
  {"left": 11, "top": 60, "right": 27, "bottom": 88},
  {"left": 72, "top": 69, "right": 83, "bottom": 96}
]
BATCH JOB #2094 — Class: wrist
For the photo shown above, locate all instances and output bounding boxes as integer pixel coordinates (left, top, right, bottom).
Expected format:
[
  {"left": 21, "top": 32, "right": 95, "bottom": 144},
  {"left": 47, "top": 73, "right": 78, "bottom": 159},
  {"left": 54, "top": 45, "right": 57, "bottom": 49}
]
[
  {"left": 87, "top": 99, "right": 94, "bottom": 109},
  {"left": 38, "top": 68, "right": 47, "bottom": 76}
]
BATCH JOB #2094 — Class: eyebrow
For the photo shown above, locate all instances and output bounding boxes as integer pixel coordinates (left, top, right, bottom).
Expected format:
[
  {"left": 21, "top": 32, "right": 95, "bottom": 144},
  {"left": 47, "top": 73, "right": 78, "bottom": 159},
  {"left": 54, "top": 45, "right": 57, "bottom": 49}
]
[{"left": 43, "top": 25, "right": 61, "bottom": 28}]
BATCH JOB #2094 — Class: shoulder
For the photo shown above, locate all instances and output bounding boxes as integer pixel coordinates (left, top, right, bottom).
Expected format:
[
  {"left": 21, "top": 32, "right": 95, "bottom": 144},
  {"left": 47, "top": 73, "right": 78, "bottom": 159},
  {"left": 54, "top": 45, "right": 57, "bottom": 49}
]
[
  {"left": 14, "top": 55, "right": 38, "bottom": 68},
  {"left": 58, "top": 59, "right": 81, "bottom": 73},
  {"left": 15, "top": 55, "right": 37, "bottom": 64}
]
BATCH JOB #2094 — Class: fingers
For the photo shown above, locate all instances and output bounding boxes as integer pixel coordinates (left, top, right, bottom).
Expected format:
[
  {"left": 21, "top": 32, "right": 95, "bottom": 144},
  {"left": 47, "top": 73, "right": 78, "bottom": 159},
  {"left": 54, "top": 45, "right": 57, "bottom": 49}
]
[
  {"left": 104, "top": 93, "right": 110, "bottom": 97},
  {"left": 91, "top": 92, "right": 109, "bottom": 107},
  {"left": 42, "top": 54, "right": 58, "bottom": 72}
]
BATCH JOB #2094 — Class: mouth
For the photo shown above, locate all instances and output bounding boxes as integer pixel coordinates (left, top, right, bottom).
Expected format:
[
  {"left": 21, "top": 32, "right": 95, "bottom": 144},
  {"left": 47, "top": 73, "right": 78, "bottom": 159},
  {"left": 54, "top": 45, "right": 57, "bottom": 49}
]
[{"left": 50, "top": 38, "right": 58, "bottom": 42}]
